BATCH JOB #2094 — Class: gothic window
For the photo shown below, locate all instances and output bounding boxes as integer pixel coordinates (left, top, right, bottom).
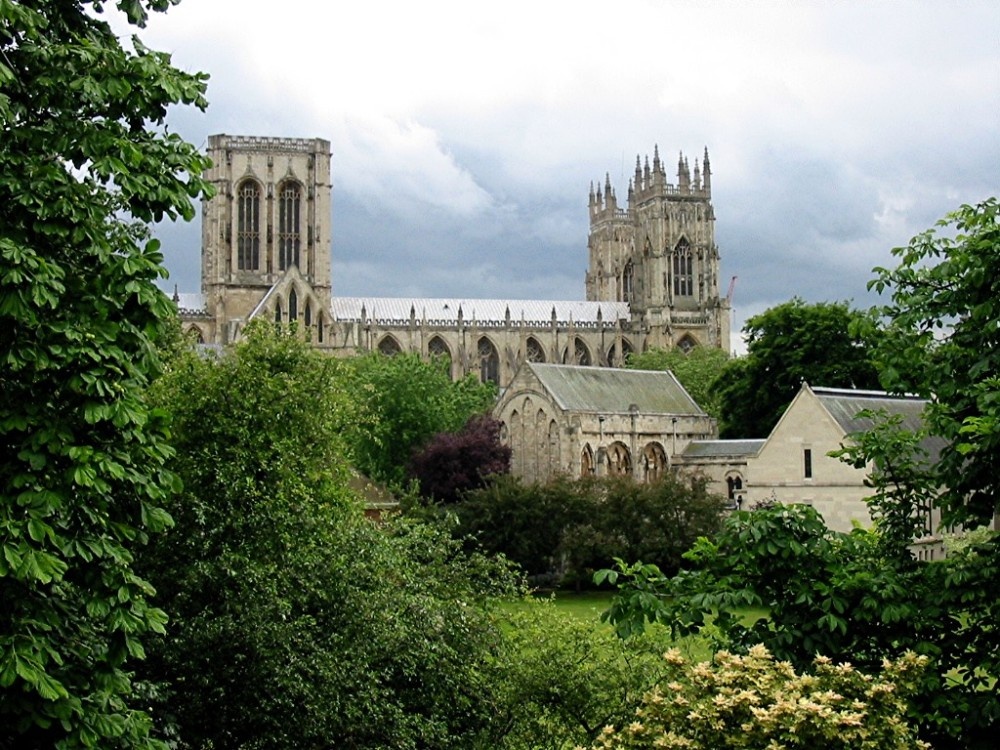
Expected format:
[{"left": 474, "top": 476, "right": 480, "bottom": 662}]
[
  {"left": 641, "top": 442, "right": 668, "bottom": 483},
  {"left": 277, "top": 180, "right": 302, "bottom": 270},
  {"left": 581, "top": 444, "right": 595, "bottom": 476},
  {"left": 607, "top": 339, "right": 634, "bottom": 367},
  {"left": 304, "top": 299, "right": 312, "bottom": 327},
  {"left": 525, "top": 337, "right": 546, "bottom": 363},
  {"left": 673, "top": 237, "right": 692, "bottom": 296},
  {"left": 478, "top": 337, "right": 500, "bottom": 385},
  {"left": 378, "top": 335, "right": 402, "bottom": 356},
  {"left": 288, "top": 288, "right": 298, "bottom": 321},
  {"left": 621, "top": 260, "right": 634, "bottom": 303},
  {"left": 185, "top": 326, "right": 204, "bottom": 344},
  {"left": 428, "top": 335, "right": 451, "bottom": 360},
  {"left": 317, "top": 312, "right": 324, "bottom": 343},
  {"left": 607, "top": 441, "right": 631, "bottom": 476},
  {"left": 563, "top": 338, "right": 591, "bottom": 366},
  {"left": 236, "top": 179, "right": 261, "bottom": 271},
  {"left": 274, "top": 298, "right": 282, "bottom": 323},
  {"left": 677, "top": 335, "right": 697, "bottom": 354},
  {"left": 547, "top": 419, "right": 559, "bottom": 479},
  {"left": 509, "top": 410, "right": 522, "bottom": 475}
]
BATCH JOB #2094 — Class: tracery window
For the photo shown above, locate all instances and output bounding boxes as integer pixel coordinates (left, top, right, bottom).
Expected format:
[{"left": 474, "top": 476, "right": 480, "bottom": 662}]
[
  {"left": 277, "top": 180, "right": 301, "bottom": 270},
  {"left": 525, "top": 337, "right": 546, "bottom": 363},
  {"left": 378, "top": 336, "right": 402, "bottom": 356},
  {"left": 727, "top": 475, "right": 744, "bottom": 506},
  {"left": 478, "top": 337, "right": 500, "bottom": 385},
  {"left": 236, "top": 179, "right": 261, "bottom": 271},
  {"left": 673, "top": 237, "right": 692, "bottom": 297},
  {"left": 563, "top": 338, "right": 591, "bottom": 366},
  {"left": 621, "top": 260, "right": 634, "bottom": 303}
]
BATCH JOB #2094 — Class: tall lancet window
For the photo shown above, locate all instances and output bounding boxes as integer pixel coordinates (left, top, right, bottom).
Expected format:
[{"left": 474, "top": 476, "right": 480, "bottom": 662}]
[
  {"left": 673, "top": 238, "right": 693, "bottom": 297},
  {"left": 288, "top": 288, "right": 298, "bottom": 321},
  {"left": 621, "top": 260, "right": 634, "bottom": 303},
  {"left": 277, "top": 181, "right": 301, "bottom": 270},
  {"left": 236, "top": 179, "right": 261, "bottom": 271}
]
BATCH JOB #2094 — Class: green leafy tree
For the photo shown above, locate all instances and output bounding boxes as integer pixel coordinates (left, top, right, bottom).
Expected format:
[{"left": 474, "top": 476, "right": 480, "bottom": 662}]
[
  {"left": 139, "top": 326, "right": 523, "bottom": 749},
  {"left": 866, "top": 198, "right": 1000, "bottom": 527},
  {"left": 715, "top": 298, "right": 881, "bottom": 438},
  {"left": 0, "top": 1, "right": 209, "bottom": 746},
  {"left": 343, "top": 353, "right": 496, "bottom": 487},
  {"left": 455, "top": 474, "right": 725, "bottom": 587},
  {"left": 626, "top": 346, "right": 729, "bottom": 419}
]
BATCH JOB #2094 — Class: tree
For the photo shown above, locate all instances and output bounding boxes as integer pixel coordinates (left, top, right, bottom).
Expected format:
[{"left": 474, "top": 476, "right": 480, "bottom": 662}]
[
  {"left": 408, "top": 414, "right": 511, "bottom": 504},
  {"left": 866, "top": 198, "right": 1000, "bottom": 527},
  {"left": 715, "top": 298, "right": 881, "bottom": 438},
  {"left": 626, "top": 346, "right": 729, "bottom": 419},
  {"left": 454, "top": 474, "right": 726, "bottom": 587},
  {"left": 139, "top": 326, "right": 522, "bottom": 749},
  {"left": 342, "top": 353, "right": 496, "bottom": 487},
  {"left": 1, "top": 2, "right": 210, "bottom": 747}
]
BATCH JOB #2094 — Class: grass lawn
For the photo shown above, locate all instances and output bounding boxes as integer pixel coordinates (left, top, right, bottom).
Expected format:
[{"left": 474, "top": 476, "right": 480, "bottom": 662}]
[{"left": 502, "top": 590, "right": 770, "bottom": 662}]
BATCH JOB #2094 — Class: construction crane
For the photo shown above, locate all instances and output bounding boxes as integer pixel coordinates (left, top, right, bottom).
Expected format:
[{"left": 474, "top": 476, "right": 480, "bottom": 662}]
[{"left": 726, "top": 275, "right": 737, "bottom": 305}]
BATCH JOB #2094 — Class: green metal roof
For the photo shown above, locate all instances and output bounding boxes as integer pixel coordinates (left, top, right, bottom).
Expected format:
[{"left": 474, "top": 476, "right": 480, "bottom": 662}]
[{"left": 528, "top": 363, "right": 705, "bottom": 415}]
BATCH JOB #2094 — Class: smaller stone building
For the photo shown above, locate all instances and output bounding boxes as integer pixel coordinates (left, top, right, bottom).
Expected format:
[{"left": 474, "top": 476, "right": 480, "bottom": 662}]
[
  {"left": 494, "top": 363, "right": 716, "bottom": 483},
  {"left": 678, "top": 439, "right": 765, "bottom": 509}
]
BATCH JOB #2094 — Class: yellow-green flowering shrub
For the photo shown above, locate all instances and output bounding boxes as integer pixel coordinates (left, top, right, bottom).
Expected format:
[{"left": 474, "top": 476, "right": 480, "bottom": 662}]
[{"left": 582, "top": 645, "right": 928, "bottom": 750}]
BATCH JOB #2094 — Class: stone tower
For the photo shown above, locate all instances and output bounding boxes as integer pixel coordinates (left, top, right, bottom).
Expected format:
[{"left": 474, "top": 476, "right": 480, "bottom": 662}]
[
  {"left": 586, "top": 146, "right": 729, "bottom": 352},
  {"left": 200, "top": 135, "right": 332, "bottom": 343}
]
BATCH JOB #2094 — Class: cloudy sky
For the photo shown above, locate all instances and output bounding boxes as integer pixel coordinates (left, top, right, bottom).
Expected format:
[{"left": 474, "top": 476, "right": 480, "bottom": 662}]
[{"left": 136, "top": 0, "right": 999, "bottom": 350}]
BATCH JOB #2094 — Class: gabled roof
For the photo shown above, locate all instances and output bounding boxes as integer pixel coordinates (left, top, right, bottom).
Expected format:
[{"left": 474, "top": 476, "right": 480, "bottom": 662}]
[
  {"left": 331, "top": 296, "right": 631, "bottom": 327},
  {"left": 527, "top": 363, "right": 705, "bottom": 415},
  {"left": 682, "top": 439, "right": 766, "bottom": 459},
  {"left": 810, "top": 386, "right": 947, "bottom": 461}
]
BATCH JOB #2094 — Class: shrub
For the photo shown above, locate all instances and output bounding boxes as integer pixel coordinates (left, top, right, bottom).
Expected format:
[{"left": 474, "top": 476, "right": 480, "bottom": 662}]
[{"left": 583, "top": 645, "right": 928, "bottom": 749}]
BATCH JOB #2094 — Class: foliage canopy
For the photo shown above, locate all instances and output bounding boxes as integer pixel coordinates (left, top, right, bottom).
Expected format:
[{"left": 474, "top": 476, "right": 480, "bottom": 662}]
[
  {"left": 714, "top": 298, "right": 881, "bottom": 438},
  {"left": 1, "top": 1, "right": 209, "bottom": 746}
]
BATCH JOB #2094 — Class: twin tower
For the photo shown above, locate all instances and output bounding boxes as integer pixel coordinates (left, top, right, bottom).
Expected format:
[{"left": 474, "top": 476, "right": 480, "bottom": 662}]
[{"left": 182, "top": 135, "right": 729, "bottom": 384}]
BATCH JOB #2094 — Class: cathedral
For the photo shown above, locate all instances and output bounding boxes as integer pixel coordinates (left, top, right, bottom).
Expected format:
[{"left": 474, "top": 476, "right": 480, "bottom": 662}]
[{"left": 176, "top": 134, "right": 730, "bottom": 388}]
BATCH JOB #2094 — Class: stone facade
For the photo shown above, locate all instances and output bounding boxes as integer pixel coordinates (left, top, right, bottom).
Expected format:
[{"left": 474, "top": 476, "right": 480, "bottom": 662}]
[
  {"left": 494, "top": 363, "right": 716, "bottom": 483},
  {"left": 177, "top": 135, "right": 730, "bottom": 388}
]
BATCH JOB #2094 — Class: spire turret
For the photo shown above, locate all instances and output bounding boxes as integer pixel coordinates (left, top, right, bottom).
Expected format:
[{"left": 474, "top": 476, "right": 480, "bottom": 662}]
[{"left": 702, "top": 147, "right": 712, "bottom": 194}]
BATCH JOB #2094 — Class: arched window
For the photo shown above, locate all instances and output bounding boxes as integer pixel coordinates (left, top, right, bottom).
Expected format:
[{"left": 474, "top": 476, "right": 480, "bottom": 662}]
[
  {"left": 378, "top": 336, "right": 402, "bottom": 356},
  {"left": 642, "top": 442, "right": 668, "bottom": 483},
  {"left": 277, "top": 180, "right": 301, "bottom": 270},
  {"left": 727, "top": 475, "right": 744, "bottom": 508},
  {"left": 677, "top": 335, "right": 697, "bottom": 354},
  {"left": 574, "top": 338, "right": 592, "bottom": 366},
  {"left": 478, "top": 337, "right": 499, "bottom": 385},
  {"left": 274, "top": 298, "right": 282, "bottom": 323},
  {"left": 185, "top": 326, "right": 204, "bottom": 344},
  {"left": 428, "top": 335, "right": 451, "bottom": 360},
  {"left": 621, "top": 260, "right": 634, "bottom": 303},
  {"left": 428, "top": 336, "right": 452, "bottom": 376},
  {"left": 304, "top": 299, "right": 312, "bottom": 327},
  {"left": 607, "top": 441, "right": 631, "bottom": 476},
  {"left": 581, "top": 444, "right": 595, "bottom": 476},
  {"left": 672, "top": 237, "right": 692, "bottom": 297},
  {"left": 288, "top": 288, "right": 298, "bottom": 322},
  {"left": 607, "top": 339, "right": 634, "bottom": 367},
  {"left": 510, "top": 410, "right": 522, "bottom": 475},
  {"left": 317, "top": 312, "right": 325, "bottom": 343},
  {"left": 525, "top": 337, "right": 546, "bottom": 363},
  {"left": 236, "top": 179, "right": 261, "bottom": 271}
]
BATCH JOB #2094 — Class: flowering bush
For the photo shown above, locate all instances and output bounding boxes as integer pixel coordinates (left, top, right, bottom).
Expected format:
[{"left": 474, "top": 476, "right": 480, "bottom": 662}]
[{"left": 582, "top": 645, "right": 928, "bottom": 749}]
